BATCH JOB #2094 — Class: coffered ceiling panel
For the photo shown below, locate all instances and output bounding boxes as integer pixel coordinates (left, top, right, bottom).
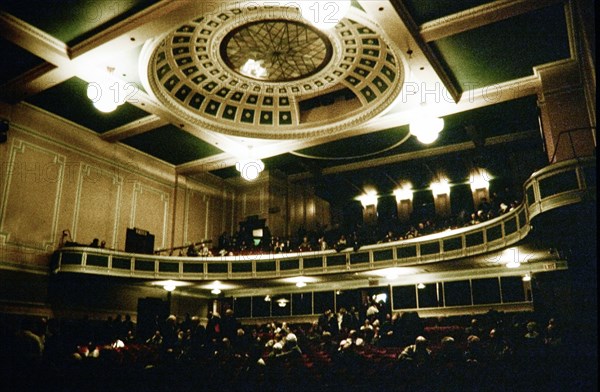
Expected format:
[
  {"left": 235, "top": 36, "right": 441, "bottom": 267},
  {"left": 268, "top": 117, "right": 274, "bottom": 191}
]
[
  {"left": 431, "top": 3, "right": 571, "bottom": 91},
  {"left": 0, "top": 38, "right": 45, "bottom": 84},
  {"left": 0, "top": 0, "right": 161, "bottom": 44},
  {"left": 121, "top": 124, "right": 223, "bottom": 165}
]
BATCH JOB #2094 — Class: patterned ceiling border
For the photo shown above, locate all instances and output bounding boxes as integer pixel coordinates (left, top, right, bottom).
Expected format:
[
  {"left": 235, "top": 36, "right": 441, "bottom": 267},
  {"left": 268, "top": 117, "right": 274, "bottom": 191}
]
[{"left": 140, "top": 5, "right": 405, "bottom": 139}]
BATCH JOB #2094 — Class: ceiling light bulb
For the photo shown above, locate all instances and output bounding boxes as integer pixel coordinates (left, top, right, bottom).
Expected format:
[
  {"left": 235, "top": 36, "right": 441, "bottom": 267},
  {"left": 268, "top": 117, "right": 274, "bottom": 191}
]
[
  {"left": 211, "top": 288, "right": 222, "bottom": 295},
  {"left": 163, "top": 283, "right": 176, "bottom": 292},
  {"left": 506, "top": 260, "right": 521, "bottom": 269},
  {"left": 415, "top": 129, "right": 440, "bottom": 144},
  {"left": 410, "top": 115, "right": 444, "bottom": 144},
  {"left": 87, "top": 67, "right": 127, "bottom": 113},
  {"left": 296, "top": 281, "right": 307, "bottom": 288},
  {"left": 277, "top": 299, "right": 288, "bottom": 307},
  {"left": 236, "top": 158, "right": 265, "bottom": 181}
]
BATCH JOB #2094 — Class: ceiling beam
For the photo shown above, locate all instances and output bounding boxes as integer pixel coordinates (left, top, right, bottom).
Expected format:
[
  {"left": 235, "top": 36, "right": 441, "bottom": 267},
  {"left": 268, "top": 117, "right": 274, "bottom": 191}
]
[
  {"left": 0, "top": 12, "right": 74, "bottom": 103},
  {"left": 100, "top": 115, "right": 169, "bottom": 142},
  {"left": 257, "top": 75, "right": 540, "bottom": 157},
  {"left": 0, "top": 11, "right": 70, "bottom": 64},
  {"left": 68, "top": 0, "right": 194, "bottom": 59},
  {"left": 288, "top": 130, "right": 539, "bottom": 180},
  {"left": 0, "top": 65, "right": 74, "bottom": 104},
  {"left": 177, "top": 153, "right": 239, "bottom": 175},
  {"left": 389, "top": 0, "right": 461, "bottom": 102},
  {"left": 174, "top": 74, "right": 540, "bottom": 175},
  {"left": 0, "top": 0, "right": 274, "bottom": 156},
  {"left": 0, "top": 1, "right": 214, "bottom": 103},
  {"left": 420, "top": 0, "right": 565, "bottom": 42}
]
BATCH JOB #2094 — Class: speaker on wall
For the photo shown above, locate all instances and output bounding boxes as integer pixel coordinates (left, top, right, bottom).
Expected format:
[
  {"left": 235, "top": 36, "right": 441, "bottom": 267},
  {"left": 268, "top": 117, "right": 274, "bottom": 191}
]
[
  {"left": 125, "top": 227, "right": 155, "bottom": 254},
  {"left": 0, "top": 119, "right": 8, "bottom": 144}
]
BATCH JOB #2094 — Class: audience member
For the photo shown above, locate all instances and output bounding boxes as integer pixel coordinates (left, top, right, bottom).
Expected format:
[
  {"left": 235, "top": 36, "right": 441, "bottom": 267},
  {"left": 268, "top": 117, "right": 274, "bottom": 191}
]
[
  {"left": 398, "top": 336, "right": 432, "bottom": 368},
  {"left": 2, "top": 303, "right": 579, "bottom": 392}
]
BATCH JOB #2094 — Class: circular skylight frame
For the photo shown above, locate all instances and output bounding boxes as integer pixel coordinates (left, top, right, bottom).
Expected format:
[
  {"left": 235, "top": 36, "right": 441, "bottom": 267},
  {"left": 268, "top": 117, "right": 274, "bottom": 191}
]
[{"left": 140, "top": 5, "right": 405, "bottom": 140}]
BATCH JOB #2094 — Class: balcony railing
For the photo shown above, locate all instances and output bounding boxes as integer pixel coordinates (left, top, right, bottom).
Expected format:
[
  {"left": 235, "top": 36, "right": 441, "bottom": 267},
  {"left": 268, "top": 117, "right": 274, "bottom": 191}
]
[{"left": 52, "top": 157, "right": 596, "bottom": 280}]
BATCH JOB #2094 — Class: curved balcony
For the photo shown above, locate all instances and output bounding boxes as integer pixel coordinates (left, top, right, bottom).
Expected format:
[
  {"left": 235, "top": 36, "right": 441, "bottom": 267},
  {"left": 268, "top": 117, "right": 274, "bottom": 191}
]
[{"left": 52, "top": 157, "right": 596, "bottom": 280}]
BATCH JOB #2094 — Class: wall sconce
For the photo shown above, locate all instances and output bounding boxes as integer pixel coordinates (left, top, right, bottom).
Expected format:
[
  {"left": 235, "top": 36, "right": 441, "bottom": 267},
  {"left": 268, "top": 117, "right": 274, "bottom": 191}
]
[
  {"left": 522, "top": 273, "right": 532, "bottom": 282},
  {"left": 430, "top": 179, "right": 450, "bottom": 196},
  {"left": 163, "top": 281, "right": 177, "bottom": 292},
  {"left": 394, "top": 185, "right": 413, "bottom": 202},
  {"left": 359, "top": 190, "right": 378, "bottom": 207},
  {"left": 470, "top": 169, "right": 491, "bottom": 191},
  {"left": 417, "top": 282, "right": 426, "bottom": 289}
]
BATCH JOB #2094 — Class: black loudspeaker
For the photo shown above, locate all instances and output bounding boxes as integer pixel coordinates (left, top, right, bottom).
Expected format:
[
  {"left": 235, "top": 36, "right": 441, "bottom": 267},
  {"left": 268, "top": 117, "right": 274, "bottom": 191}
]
[
  {"left": 125, "top": 227, "right": 155, "bottom": 254},
  {"left": 0, "top": 120, "right": 8, "bottom": 144},
  {"left": 137, "top": 297, "right": 169, "bottom": 341}
]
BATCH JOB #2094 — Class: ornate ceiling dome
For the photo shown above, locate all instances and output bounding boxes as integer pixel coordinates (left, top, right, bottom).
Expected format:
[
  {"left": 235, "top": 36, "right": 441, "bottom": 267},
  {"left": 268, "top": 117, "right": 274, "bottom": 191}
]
[{"left": 141, "top": 5, "right": 404, "bottom": 139}]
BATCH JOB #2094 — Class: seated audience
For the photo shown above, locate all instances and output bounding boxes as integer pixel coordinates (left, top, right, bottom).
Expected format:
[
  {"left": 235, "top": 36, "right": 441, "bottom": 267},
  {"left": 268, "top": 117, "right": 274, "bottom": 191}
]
[{"left": 398, "top": 336, "right": 432, "bottom": 368}]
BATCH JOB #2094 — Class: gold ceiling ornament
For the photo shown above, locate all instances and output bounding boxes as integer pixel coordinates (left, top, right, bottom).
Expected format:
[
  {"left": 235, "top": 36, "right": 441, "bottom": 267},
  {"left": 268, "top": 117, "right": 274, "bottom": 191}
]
[{"left": 140, "top": 4, "right": 405, "bottom": 140}]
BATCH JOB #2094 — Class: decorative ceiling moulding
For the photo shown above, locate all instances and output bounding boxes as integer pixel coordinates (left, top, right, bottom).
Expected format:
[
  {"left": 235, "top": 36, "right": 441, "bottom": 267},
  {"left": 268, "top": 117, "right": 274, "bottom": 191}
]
[{"left": 140, "top": 4, "right": 405, "bottom": 139}]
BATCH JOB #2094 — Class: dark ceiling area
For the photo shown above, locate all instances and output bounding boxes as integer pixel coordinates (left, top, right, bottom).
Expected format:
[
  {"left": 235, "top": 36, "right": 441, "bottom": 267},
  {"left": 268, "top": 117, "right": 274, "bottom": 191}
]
[{"left": 0, "top": 0, "right": 582, "bottom": 207}]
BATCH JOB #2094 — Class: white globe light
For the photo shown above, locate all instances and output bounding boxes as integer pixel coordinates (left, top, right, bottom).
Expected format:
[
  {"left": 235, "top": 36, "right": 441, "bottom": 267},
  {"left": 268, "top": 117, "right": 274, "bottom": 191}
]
[
  {"left": 430, "top": 179, "right": 450, "bottom": 196},
  {"left": 93, "top": 98, "right": 118, "bottom": 113},
  {"left": 87, "top": 67, "right": 129, "bottom": 113},
  {"left": 415, "top": 129, "right": 439, "bottom": 144},
  {"left": 410, "top": 116, "right": 444, "bottom": 144},
  {"left": 236, "top": 159, "right": 265, "bottom": 181}
]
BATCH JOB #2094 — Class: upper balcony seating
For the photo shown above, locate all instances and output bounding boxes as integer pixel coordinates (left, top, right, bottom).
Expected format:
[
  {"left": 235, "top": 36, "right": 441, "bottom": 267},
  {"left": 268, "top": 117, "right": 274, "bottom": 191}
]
[{"left": 52, "top": 157, "right": 595, "bottom": 280}]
